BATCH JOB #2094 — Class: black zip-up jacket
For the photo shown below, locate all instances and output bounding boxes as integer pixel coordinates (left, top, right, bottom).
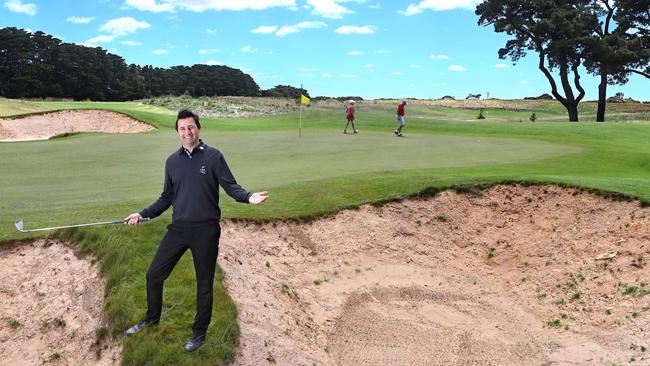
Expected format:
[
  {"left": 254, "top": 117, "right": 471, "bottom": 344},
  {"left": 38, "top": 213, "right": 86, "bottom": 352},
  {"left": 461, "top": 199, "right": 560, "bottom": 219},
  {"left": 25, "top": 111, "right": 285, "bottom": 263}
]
[{"left": 140, "top": 140, "right": 251, "bottom": 224}]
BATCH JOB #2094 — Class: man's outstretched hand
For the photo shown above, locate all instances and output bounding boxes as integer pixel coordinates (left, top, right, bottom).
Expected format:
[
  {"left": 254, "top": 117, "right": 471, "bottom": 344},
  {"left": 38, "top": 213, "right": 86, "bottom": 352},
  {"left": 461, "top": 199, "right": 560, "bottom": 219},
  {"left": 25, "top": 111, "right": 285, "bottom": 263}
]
[{"left": 249, "top": 191, "right": 269, "bottom": 205}]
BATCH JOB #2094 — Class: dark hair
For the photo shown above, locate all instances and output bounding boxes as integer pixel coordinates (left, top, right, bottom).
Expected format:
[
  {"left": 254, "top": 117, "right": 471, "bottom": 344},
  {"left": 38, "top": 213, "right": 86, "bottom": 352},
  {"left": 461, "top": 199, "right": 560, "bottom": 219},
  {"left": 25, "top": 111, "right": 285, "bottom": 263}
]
[{"left": 175, "top": 109, "right": 200, "bottom": 130}]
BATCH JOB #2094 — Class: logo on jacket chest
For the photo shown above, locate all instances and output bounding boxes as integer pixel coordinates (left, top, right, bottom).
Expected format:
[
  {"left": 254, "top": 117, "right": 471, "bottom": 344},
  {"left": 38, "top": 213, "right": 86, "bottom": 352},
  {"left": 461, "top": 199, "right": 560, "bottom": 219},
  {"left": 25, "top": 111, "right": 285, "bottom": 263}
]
[{"left": 200, "top": 165, "right": 206, "bottom": 174}]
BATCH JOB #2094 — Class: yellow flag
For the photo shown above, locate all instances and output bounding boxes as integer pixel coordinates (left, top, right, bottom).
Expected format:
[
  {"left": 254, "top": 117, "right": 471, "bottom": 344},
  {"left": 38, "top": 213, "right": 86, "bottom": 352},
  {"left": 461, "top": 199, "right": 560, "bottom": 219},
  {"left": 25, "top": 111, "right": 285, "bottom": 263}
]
[{"left": 300, "top": 94, "right": 310, "bottom": 105}]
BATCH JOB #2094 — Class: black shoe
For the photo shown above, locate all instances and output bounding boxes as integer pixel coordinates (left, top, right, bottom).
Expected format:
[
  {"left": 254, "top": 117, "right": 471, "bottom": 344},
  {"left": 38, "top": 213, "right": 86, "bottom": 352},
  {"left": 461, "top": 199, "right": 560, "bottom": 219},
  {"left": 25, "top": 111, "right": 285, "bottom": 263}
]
[
  {"left": 124, "top": 319, "right": 159, "bottom": 337},
  {"left": 184, "top": 332, "right": 206, "bottom": 353}
]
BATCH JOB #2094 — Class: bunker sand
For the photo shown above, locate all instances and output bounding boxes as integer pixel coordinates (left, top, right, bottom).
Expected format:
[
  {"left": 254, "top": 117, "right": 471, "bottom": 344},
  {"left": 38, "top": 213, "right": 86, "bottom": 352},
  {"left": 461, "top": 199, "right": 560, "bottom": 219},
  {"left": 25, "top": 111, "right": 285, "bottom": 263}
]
[
  {"left": 0, "top": 239, "right": 121, "bottom": 365},
  {"left": 0, "top": 110, "right": 154, "bottom": 142},
  {"left": 221, "top": 185, "right": 650, "bottom": 365}
]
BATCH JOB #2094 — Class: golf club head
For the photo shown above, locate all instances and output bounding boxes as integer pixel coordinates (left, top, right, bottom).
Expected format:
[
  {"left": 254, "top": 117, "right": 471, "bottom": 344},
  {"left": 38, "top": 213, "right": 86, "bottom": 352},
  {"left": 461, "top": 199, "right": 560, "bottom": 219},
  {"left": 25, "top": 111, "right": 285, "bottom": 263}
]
[{"left": 15, "top": 219, "right": 25, "bottom": 232}]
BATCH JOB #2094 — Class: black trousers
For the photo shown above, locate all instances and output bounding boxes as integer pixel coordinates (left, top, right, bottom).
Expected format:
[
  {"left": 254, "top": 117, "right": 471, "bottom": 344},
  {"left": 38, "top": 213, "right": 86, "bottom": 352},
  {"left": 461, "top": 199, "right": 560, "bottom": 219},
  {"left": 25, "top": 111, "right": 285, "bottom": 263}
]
[{"left": 144, "top": 222, "right": 221, "bottom": 333}]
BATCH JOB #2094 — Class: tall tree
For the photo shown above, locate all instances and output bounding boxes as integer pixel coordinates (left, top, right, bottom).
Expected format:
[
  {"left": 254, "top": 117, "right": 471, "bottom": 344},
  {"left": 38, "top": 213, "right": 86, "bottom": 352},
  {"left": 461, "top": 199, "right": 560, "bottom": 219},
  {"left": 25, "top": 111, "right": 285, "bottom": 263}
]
[
  {"left": 476, "top": 0, "right": 597, "bottom": 121},
  {"left": 0, "top": 27, "right": 262, "bottom": 101},
  {"left": 261, "top": 85, "right": 310, "bottom": 99},
  {"left": 615, "top": 0, "right": 650, "bottom": 79},
  {"left": 0, "top": 27, "right": 34, "bottom": 97},
  {"left": 582, "top": 0, "right": 650, "bottom": 121}
]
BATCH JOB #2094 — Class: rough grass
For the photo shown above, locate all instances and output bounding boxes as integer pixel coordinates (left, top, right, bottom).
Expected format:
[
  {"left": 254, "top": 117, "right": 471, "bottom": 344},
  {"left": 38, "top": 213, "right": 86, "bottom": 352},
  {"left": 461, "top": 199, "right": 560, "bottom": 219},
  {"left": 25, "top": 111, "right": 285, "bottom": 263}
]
[
  {"left": 141, "top": 95, "right": 300, "bottom": 118},
  {"left": 55, "top": 223, "right": 239, "bottom": 365},
  {"left": 0, "top": 97, "right": 50, "bottom": 117}
]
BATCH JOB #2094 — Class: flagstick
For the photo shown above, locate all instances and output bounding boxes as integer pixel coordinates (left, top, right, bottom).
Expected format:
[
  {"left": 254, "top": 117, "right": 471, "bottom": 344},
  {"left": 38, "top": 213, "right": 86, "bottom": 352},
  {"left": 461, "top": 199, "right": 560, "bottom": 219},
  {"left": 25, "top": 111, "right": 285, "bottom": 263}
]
[
  {"left": 299, "top": 83, "right": 303, "bottom": 138},
  {"left": 299, "top": 104, "right": 302, "bottom": 138}
]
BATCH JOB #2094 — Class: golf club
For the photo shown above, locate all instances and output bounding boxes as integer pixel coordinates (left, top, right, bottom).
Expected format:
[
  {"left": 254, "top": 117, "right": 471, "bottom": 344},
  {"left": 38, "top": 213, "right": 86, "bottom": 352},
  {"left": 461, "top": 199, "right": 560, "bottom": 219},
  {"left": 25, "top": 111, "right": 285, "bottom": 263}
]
[{"left": 14, "top": 217, "right": 151, "bottom": 233}]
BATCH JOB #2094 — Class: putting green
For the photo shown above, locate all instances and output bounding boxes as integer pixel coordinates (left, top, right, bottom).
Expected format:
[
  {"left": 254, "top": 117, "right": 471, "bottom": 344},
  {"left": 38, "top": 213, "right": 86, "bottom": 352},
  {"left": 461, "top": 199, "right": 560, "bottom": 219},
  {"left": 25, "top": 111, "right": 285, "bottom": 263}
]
[
  {"left": 210, "top": 130, "right": 581, "bottom": 184},
  {"left": 0, "top": 129, "right": 578, "bottom": 233}
]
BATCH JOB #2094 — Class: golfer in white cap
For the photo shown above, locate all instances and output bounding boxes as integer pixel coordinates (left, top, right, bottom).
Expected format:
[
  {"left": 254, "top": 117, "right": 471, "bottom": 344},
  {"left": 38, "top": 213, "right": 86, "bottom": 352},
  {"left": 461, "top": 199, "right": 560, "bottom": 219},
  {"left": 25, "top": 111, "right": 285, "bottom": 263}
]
[{"left": 343, "top": 100, "right": 358, "bottom": 134}]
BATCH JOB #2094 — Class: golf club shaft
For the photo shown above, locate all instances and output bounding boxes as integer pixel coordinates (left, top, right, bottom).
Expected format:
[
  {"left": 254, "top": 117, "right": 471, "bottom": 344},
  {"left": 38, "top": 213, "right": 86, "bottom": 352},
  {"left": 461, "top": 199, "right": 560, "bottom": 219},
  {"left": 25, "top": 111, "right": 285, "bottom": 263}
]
[{"left": 18, "top": 218, "right": 150, "bottom": 233}]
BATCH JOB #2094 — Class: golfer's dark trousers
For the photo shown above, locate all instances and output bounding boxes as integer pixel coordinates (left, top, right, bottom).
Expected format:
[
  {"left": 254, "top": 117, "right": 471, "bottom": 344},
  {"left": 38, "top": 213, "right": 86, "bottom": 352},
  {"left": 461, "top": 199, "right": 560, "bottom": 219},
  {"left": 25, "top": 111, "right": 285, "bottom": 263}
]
[{"left": 144, "top": 222, "right": 221, "bottom": 333}]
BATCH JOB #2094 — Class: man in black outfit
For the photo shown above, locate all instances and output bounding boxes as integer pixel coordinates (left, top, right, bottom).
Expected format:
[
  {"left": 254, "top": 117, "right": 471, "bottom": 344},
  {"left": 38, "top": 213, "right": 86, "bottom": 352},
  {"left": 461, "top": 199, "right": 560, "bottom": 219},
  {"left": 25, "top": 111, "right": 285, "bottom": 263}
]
[{"left": 123, "top": 109, "right": 268, "bottom": 353}]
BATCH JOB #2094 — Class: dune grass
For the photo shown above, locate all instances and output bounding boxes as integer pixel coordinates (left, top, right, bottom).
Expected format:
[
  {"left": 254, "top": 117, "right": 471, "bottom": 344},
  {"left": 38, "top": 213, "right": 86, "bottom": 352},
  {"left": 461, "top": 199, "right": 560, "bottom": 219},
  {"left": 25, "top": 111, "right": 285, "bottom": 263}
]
[
  {"left": 0, "top": 97, "right": 50, "bottom": 117},
  {"left": 1, "top": 98, "right": 650, "bottom": 364}
]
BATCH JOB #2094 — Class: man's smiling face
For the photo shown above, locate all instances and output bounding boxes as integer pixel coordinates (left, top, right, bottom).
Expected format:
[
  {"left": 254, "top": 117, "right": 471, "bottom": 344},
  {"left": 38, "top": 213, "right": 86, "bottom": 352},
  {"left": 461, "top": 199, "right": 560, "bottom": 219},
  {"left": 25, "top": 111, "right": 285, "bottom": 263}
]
[{"left": 177, "top": 116, "right": 200, "bottom": 149}]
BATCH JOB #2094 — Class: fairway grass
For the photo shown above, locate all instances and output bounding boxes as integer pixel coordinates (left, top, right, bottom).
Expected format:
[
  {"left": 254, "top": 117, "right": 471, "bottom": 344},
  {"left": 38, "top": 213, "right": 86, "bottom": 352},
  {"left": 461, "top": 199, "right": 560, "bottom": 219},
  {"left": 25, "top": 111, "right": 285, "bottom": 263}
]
[{"left": 1, "top": 99, "right": 650, "bottom": 365}]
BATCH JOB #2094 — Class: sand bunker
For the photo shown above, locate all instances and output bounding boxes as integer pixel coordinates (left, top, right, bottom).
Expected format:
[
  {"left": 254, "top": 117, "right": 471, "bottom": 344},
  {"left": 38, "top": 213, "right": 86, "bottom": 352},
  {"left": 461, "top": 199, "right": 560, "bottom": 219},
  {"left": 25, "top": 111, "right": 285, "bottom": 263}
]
[
  {"left": 0, "top": 239, "right": 121, "bottom": 365},
  {"left": 220, "top": 185, "right": 650, "bottom": 365},
  {"left": 0, "top": 110, "right": 154, "bottom": 142},
  {"left": 2, "top": 185, "right": 648, "bottom": 365}
]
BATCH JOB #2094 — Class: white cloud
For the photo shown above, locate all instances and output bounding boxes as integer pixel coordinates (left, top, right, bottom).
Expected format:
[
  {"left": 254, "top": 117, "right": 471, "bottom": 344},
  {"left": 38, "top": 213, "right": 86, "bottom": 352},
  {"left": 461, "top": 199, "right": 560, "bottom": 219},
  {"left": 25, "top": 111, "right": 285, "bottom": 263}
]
[
  {"left": 241, "top": 45, "right": 258, "bottom": 53},
  {"left": 306, "top": 0, "right": 352, "bottom": 19},
  {"left": 335, "top": 25, "right": 375, "bottom": 34},
  {"left": 495, "top": 63, "right": 508, "bottom": 68},
  {"left": 322, "top": 72, "right": 332, "bottom": 78},
  {"left": 87, "top": 35, "right": 115, "bottom": 44},
  {"left": 448, "top": 64, "right": 466, "bottom": 71},
  {"left": 251, "top": 25, "right": 278, "bottom": 34},
  {"left": 4, "top": 0, "right": 37, "bottom": 15},
  {"left": 429, "top": 54, "right": 450, "bottom": 60},
  {"left": 100, "top": 17, "right": 151, "bottom": 36},
  {"left": 521, "top": 80, "right": 529, "bottom": 84},
  {"left": 364, "top": 63, "right": 374, "bottom": 69},
  {"left": 368, "top": 3, "right": 380, "bottom": 9},
  {"left": 124, "top": 0, "right": 174, "bottom": 12},
  {"left": 122, "top": 40, "right": 142, "bottom": 46},
  {"left": 128, "top": 0, "right": 297, "bottom": 12},
  {"left": 276, "top": 21, "right": 326, "bottom": 36},
  {"left": 199, "top": 48, "right": 220, "bottom": 54},
  {"left": 410, "top": 64, "right": 423, "bottom": 69},
  {"left": 276, "top": 25, "right": 299, "bottom": 36},
  {"left": 67, "top": 16, "right": 95, "bottom": 24},
  {"left": 296, "top": 21, "right": 327, "bottom": 28},
  {"left": 152, "top": 49, "right": 168, "bottom": 55},
  {"left": 376, "top": 49, "right": 391, "bottom": 54},
  {"left": 347, "top": 50, "right": 363, "bottom": 56},
  {"left": 206, "top": 60, "right": 222, "bottom": 65},
  {"left": 402, "top": 0, "right": 481, "bottom": 15},
  {"left": 206, "top": 28, "right": 218, "bottom": 36},
  {"left": 392, "top": 71, "right": 404, "bottom": 76}
]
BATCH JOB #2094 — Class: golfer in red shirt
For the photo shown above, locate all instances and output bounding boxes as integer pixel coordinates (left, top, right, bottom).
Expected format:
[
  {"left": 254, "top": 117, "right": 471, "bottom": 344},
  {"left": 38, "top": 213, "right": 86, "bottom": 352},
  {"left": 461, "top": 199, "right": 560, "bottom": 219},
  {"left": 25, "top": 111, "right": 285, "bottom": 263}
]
[{"left": 394, "top": 99, "right": 408, "bottom": 137}]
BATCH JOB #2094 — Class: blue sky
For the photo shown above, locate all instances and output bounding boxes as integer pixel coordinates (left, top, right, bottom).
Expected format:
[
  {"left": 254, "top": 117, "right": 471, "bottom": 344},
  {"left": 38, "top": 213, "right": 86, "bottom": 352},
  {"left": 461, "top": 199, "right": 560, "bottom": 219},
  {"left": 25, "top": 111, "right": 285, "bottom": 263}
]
[{"left": 1, "top": 0, "right": 648, "bottom": 100}]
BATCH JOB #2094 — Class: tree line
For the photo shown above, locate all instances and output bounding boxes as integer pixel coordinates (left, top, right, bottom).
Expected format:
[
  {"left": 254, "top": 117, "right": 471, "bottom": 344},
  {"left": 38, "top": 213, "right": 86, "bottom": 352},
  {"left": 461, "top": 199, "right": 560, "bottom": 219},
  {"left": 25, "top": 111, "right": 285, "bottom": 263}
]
[
  {"left": 476, "top": 0, "right": 649, "bottom": 121},
  {"left": 0, "top": 27, "right": 271, "bottom": 101}
]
